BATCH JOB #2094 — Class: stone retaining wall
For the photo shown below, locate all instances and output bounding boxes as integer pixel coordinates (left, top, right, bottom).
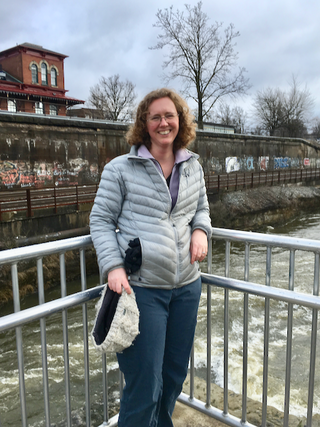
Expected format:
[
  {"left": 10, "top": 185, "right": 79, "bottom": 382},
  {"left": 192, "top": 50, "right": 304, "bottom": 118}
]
[{"left": 0, "top": 113, "right": 320, "bottom": 189}]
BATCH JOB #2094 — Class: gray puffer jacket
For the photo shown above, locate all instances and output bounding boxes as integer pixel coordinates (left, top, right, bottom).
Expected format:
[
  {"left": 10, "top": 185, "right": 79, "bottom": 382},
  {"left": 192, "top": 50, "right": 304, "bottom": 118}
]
[{"left": 90, "top": 145, "right": 212, "bottom": 289}]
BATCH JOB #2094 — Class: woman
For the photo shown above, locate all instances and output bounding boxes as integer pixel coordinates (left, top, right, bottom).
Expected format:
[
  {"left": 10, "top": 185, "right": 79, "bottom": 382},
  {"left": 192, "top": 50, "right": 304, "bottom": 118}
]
[{"left": 90, "top": 88, "right": 212, "bottom": 427}]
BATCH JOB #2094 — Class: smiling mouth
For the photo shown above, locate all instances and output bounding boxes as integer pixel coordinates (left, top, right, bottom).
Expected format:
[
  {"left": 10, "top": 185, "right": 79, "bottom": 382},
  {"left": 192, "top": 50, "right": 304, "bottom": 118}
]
[{"left": 159, "top": 130, "right": 171, "bottom": 135}]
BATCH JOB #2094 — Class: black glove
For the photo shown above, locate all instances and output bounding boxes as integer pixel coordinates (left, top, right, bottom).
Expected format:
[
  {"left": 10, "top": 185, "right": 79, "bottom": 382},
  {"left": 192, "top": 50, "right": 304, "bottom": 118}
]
[{"left": 124, "top": 238, "right": 142, "bottom": 274}]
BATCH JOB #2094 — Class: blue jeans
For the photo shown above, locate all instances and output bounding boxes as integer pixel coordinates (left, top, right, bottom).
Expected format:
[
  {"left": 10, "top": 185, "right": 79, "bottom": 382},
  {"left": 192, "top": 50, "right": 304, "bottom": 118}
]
[{"left": 116, "top": 277, "right": 202, "bottom": 427}]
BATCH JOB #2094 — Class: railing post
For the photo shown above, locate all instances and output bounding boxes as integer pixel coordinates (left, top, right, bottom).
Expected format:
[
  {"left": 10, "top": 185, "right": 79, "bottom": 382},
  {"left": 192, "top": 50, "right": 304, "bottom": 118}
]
[
  {"left": 26, "top": 189, "right": 32, "bottom": 218},
  {"left": 224, "top": 241, "right": 231, "bottom": 415},
  {"left": 307, "top": 252, "right": 320, "bottom": 427},
  {"left": 54, "top": 186, "right": 57, "bottom": 214},
  {"left": 284, "top": 249, "right": 295, "bottom": 426},
  {"left": 11, "top": 262, "right": 28, "bottom": 427},
  {"left": 206, "top": 238, "right": 213, "bottom": 408},
  {"left": 262, "top": 246, "right": 272, "bottom": 427},
  {"left": 76, "top": 185, "right": 79, "bottom": 211}
]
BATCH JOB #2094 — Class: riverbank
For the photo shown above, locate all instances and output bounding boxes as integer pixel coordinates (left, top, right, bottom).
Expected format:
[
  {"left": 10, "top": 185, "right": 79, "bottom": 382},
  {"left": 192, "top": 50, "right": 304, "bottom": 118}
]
[{"left": 209, "top": 184, "right": 320, "bottom": 230}]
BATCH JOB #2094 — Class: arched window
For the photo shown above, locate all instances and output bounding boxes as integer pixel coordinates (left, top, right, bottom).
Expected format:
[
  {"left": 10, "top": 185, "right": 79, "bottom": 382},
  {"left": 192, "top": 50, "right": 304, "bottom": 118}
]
[
  {"left": 51, "top": 68, "right": 57, "bottom": 86},
  {"left": 41, "top": 63, "right": 48, "bottom": 85},
  {"left": 31, "top": 64, "right": 38, "bottom": 83},
  {"left": 8, "top": 100, "right": 16, "bottom": 112}
]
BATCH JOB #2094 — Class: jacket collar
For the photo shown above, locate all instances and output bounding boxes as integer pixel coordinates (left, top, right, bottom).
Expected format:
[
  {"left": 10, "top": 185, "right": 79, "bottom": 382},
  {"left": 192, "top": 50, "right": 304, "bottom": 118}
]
[{"left": 128, "top": 144, "right": 198, "bottom": 163}]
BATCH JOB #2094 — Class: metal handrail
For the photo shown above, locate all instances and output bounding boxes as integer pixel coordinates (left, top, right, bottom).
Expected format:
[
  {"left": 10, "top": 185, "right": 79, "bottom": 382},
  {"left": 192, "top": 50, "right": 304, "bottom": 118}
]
[
  {"left": 0, "top": 285, "right": 103, "bottom": 332},
  {"left": 1, "top": 228, "right": 320, "bottom": 427},
  {"left": 211, "top": 226, "right": 320, "bottom": 252},
  {"left": 0, "top": 185, "right": 98, "bottom": 220}
]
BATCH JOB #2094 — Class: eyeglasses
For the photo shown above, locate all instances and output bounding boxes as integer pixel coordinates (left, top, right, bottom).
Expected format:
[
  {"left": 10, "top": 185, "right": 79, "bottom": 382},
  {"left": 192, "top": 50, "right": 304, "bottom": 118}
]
[{"left": 147, "top": 113, "right": 179, "bottom": 124}]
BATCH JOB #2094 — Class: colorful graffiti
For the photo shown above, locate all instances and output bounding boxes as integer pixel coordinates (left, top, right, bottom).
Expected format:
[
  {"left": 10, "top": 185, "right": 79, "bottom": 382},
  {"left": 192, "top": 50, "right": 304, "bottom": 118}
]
[
  {"left": 274, "top": 157, "right": 290, "bottom": 169},
  {"left": 224, "top": 155, "right": 320, "bottom": 174},
  {"left": 226, "top": 157, "right": 241, "bottom": 173},
  {"left": 0, "top": 159, "right": 99, "bottom": 188},
  {"left": 226, "top": 156, "right": 255, "bottom": 173},
  {"left": 0, "top": 161, "right": 20, "bottom": 187},
  {"left": 259, "top": 156, "right": 269, "bottom": 171},
  {"left": 244, "top": 156, "right": 254, "bottom": 171}
]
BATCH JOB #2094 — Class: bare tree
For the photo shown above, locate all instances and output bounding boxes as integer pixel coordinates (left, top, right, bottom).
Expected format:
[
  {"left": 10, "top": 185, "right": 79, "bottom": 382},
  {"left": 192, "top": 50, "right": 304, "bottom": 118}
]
[
  {"left": 311, "top": 118, "right": 320, "bottom": 140},
  {"left": 232, "top": 106, "right": 248, "bottom": 134},
  {"left": 253, "top": 76, "right": 314, "bottom": 137},
  {"left": 88, "top": 74, "right": 136, "bottom": 121},
  {"left": 214, "top": 102, "right": 234, "bottom": 126},
  {"left": 151, "top": 1, "right": 250, "bottom": 128},
  {"left": 282, "top": 76, "right": 314, "bottom": 137},
  {"left": 253, "top": 88, "right": 284, "bottom": 136},
  {"left": 213, "top": 102, "right": 248, "bottom": 133}
]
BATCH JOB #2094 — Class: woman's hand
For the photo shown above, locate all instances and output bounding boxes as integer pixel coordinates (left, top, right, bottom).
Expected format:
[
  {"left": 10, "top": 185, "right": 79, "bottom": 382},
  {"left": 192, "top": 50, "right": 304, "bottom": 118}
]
[
  {"left": 107, "top": 267, "right": 132, "bottom": 294},
  {"left": 190, "top": 229, "right": 208, "bottom": 264}
]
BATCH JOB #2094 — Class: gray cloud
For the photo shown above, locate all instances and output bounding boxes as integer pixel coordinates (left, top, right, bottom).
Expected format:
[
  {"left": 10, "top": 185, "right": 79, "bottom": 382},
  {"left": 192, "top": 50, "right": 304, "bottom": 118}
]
[{"left": 1, "top": 0, "right": 319, "bottom": 122}]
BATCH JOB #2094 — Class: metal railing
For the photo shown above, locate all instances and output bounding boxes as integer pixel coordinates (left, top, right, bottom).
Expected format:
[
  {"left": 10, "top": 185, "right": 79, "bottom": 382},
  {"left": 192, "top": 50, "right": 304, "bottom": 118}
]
[
  {"left": 0, "top": 184, "right": 98, "bottom": 221},
  {"left": 0, "top": 228, "right": 320, "bottom": 426},
  {"left": 1, "top": 169, "right": 319, "bottom": 221},
  {"left": 205, "top": 168, "right": 320, "bottom": 193}
]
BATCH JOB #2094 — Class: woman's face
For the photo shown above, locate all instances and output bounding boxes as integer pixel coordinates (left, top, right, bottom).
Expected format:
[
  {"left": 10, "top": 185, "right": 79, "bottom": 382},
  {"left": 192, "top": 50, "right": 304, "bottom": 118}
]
[{"left": 146, "top": 97, "right": 179, "bottom": 151}]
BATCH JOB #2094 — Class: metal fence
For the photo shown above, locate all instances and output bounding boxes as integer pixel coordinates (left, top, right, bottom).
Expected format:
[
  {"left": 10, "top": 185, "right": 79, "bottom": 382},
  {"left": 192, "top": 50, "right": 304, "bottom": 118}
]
[
  {"left": 205, "top": 168, "right": 320, "bottom": 194},
  {"left": 0, "top": 185, "right": 97, "bottom": 221},
  {"left": 1, "top": 168, "right": 320, "bottom": 221},
  {"left": 0, "top": 228, "right": 320, "bottom": 426}
]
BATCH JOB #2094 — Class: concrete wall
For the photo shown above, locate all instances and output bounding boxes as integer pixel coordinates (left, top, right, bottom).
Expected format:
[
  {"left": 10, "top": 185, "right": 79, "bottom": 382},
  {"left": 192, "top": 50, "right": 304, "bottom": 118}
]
[
  {"left": 0, "top": 112, "right": 320, "bottom": 190},
  {"left": 193, "top": 132, "right": 320, "bottom": 175}
]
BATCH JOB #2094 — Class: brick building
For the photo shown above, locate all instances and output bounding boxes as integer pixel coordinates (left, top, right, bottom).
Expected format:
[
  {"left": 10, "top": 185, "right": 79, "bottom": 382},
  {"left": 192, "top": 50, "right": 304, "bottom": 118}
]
[{"left": 0, "top": 43, "right": 84, "bottom": 116}]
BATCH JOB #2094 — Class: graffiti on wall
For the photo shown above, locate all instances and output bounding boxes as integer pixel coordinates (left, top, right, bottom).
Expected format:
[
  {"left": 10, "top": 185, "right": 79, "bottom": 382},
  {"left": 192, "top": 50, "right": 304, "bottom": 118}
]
[
  {"left": 224, "top": 155, "right": 320, "bottom": 173},
  {"left": 290, "top": 158, "right": 300, "bottom": 168},
  {"left": 226, "top": 156, "right": 255, "bottom": 173},
  {"left": 205, "top": 157, "right": 223, "bottom": 174},
  {"left": 226, "top": 157, "right": 241, "bottom": 173},
  {"left": 274, "top": 157, "right": 290, "bottom": 169},
  {"left": 244, "top": 156, "right": 254, "bottom": 171},
  {"left": 0, "top": 159, "right": 99, "bottom": 189},
  {"left": 259, "top": 157, "right": 269, "bottom": 171}
]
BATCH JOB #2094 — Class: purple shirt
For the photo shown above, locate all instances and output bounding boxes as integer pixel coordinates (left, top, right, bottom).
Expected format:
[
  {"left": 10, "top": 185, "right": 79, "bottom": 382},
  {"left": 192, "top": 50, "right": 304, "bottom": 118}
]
[{"left": 137, "top": 145, "right": 192, "bottom": 209}]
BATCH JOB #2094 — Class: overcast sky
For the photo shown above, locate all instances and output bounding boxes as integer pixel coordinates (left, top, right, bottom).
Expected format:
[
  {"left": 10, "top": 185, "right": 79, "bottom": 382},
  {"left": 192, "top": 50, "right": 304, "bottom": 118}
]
[{"left": 1, "top": 0, "right": 319, "bottom": 128}]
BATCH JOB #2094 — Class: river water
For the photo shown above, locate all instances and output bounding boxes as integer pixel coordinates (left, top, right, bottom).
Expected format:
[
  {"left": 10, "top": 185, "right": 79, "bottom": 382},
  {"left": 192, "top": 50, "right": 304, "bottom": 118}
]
[{"left": 1, "top": 210, "right": 320, "bottom": 426}]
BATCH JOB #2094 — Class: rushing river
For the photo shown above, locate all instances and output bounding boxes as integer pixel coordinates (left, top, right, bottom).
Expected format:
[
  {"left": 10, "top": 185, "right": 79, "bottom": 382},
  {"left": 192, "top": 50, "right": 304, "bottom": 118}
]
[{"left": 1, "top": 209, "right": 320, "bottom": 426}]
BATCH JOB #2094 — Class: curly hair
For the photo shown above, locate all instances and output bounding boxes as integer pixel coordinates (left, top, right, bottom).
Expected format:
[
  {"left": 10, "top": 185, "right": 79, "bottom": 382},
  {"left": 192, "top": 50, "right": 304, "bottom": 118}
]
[{"left": 126, "top": 88, "right": 196, "bottom": 151}]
